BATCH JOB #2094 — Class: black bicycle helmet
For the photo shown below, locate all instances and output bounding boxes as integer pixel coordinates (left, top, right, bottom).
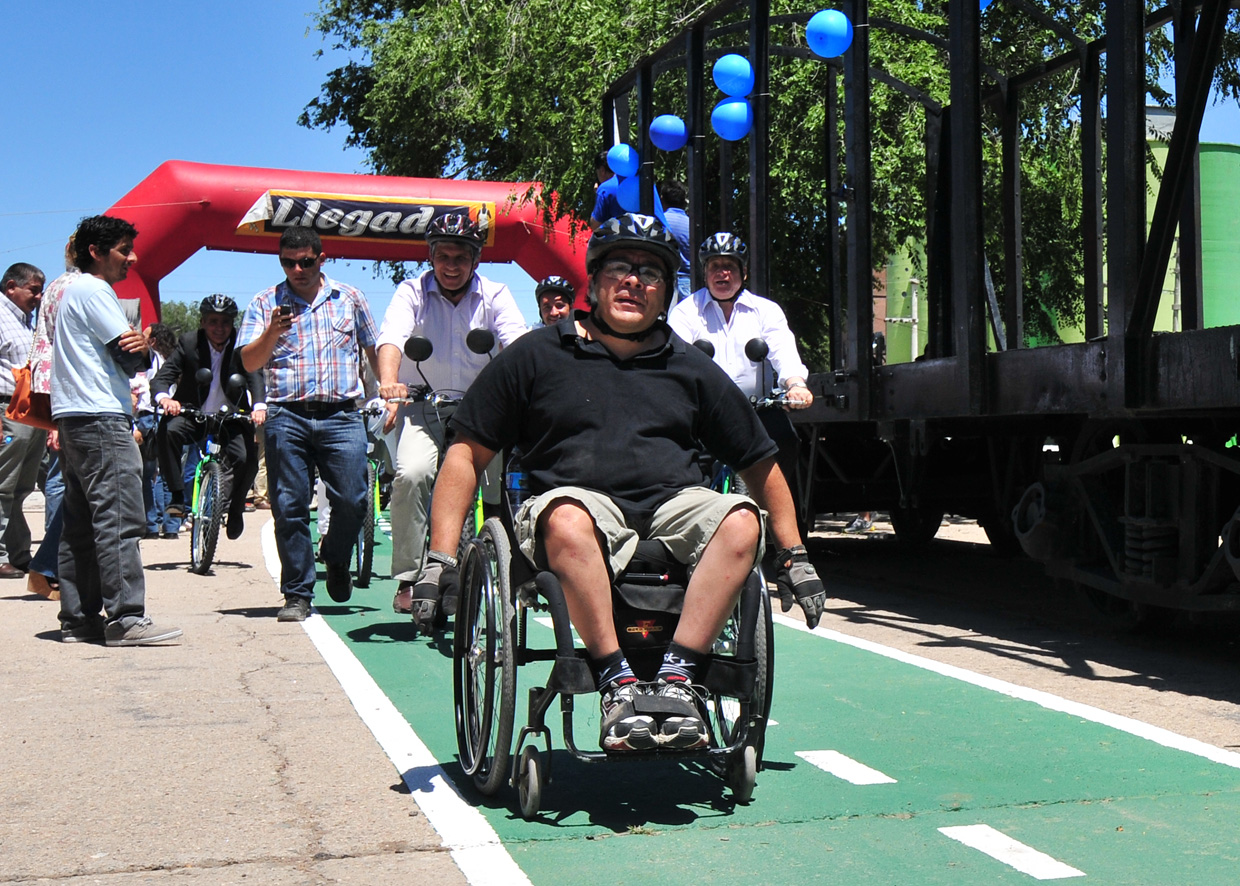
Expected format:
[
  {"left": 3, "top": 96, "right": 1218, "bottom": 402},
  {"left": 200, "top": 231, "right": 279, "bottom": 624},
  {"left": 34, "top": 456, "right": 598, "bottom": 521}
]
[
  {"left": 698, "top": 232, "right": 749, "bottom": 273},
  {"left": 586, "top": 213, "right": 681, "bottom": 279},
  {"left": 535, "top": 276, "right": 574, "bottom": 301},
  {"left": 426, "top": 212, "right": 486, "bottom": 251},
  {"left": 200, "top": 293, "right": 238, "bottom": 317}
]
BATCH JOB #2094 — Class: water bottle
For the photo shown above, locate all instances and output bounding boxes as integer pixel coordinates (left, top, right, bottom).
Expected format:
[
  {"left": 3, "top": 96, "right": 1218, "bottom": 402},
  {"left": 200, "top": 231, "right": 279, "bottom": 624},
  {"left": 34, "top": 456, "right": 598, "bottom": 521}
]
[{"left": 505, "top": 470, "right": 530, "bottom": 510}]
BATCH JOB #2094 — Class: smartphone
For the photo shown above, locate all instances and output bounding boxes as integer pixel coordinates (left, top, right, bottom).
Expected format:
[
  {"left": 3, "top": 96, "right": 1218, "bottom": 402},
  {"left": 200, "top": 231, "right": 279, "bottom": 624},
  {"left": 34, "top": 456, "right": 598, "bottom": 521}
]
[{"left": 277, "top": 304, "right": 293, "bottom": 318}]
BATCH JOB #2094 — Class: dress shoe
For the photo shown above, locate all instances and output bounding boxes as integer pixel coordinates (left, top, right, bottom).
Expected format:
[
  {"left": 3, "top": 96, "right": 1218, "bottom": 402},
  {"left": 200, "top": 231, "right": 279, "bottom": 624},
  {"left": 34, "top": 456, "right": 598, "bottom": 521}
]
[{"left": 0, "top": 563, "right": 25, "bottom": 578}]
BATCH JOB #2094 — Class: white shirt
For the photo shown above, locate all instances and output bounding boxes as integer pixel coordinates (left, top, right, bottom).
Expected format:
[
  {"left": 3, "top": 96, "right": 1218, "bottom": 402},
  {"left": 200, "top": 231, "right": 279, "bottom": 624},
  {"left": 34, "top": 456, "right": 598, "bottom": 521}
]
[
  {"left": 376, "top": 270, "right": 527, "bottom": 393},
  {"left": 51, "top": 275, "right": 135, "bottom": 416},
  {"left": 668, "top": 287, "right": 808, "bottom": 400}
]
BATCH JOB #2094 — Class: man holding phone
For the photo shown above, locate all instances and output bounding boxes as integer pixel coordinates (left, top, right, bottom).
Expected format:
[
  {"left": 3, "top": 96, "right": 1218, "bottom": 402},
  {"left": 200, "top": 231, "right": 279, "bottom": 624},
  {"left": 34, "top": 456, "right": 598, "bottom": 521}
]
[{"left": 238, "top": 227, "right": 380, "bottom": 622}]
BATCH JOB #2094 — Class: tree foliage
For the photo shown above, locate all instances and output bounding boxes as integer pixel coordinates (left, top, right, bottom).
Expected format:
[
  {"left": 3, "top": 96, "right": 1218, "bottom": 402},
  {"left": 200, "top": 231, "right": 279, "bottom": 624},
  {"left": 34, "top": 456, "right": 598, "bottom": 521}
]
[
  {"left": 159, "top": 300, "right": 200, "bottom": 338},
  {"left": 303, "top": 0, "right": 1240, "bottom": 362}
]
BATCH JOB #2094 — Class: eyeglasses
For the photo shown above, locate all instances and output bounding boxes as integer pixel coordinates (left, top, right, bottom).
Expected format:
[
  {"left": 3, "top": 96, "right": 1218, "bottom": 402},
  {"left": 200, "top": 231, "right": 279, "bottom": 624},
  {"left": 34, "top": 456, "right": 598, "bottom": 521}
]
[
  {"left": 598, "top": 259, "right": 666, "bottom": 287},
  {"left": 279, "top": 255, "right": 320, "bottom": 270}
]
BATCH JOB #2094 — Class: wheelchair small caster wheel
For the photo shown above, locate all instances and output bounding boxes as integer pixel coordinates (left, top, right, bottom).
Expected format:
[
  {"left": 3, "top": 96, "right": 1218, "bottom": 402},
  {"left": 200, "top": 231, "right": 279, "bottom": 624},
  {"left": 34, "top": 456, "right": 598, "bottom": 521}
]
[
  {"left": 517, "top": 745, "right": 543, "bottom": 820},
  {"left": 727, "top": 744, "right": 756, "bottom": 803}
]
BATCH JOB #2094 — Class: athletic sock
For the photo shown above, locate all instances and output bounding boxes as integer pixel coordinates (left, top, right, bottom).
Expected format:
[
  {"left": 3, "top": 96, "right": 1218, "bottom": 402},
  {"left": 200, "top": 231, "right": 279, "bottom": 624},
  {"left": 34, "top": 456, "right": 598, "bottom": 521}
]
[
  {"left": 657, "top": 641, "right": 707, "bottom": 685},
  {"left": 591, "top": 649, "right": 637, "bottom": 691}
]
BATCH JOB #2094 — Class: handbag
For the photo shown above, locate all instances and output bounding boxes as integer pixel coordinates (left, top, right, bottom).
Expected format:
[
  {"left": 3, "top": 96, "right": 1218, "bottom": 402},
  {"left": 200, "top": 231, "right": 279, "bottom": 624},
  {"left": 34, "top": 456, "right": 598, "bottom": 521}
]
[{"left": 6, "top": 364, "right": 55, "bottom": 431}]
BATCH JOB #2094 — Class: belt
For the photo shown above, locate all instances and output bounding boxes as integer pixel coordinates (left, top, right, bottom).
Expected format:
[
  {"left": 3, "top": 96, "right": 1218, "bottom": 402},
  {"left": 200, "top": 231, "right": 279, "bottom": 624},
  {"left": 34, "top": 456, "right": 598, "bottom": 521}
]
[{"left": 279, "top": 399, "right": 355, "bottom": 415}]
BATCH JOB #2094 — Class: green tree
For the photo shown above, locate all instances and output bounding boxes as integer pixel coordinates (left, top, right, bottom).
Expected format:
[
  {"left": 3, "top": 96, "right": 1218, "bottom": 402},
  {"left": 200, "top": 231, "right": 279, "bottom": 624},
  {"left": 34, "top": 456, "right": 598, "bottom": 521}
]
[
  {"left": 159, "top": 300, "right": 200, "bottom": 337},
  {"left": 302, "top": 1, "right": 1239, "bottom": 361}
]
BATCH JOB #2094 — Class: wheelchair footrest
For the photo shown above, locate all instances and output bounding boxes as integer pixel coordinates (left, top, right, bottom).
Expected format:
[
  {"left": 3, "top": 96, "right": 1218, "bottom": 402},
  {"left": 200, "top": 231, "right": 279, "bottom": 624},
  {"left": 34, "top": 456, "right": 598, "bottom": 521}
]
[
  {"left": 702, "top": 656, "right": 758, "bottom": 701},
  {"left": 547, "top": 655, "right": 595, "bottom": 695}
]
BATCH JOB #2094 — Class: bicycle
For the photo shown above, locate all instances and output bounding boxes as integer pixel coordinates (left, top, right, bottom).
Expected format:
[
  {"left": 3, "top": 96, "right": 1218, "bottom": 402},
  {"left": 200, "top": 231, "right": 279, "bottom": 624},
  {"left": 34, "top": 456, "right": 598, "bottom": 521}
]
[
  {"left": 353, "top": 404, "right": 387, "bottom": 588},
  {"left": 694, "top": 337, "right": 794, "bottom": 496},
  {"left": 390, "top": 329, "right": 495, "bottom": 633},
  {"left": 178, "top": 403, "right": 255, "bottom": 575}
]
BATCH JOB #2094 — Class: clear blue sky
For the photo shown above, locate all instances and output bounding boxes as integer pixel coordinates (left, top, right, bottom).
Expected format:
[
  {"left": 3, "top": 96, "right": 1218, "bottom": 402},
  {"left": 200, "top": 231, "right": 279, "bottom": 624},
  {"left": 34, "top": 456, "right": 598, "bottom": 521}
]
[
  {"left": 0, "top": 0, "right": 537, "bottom": 325},
  {"left": 3, "top": 0, "right": 1239, "bottom": 326}
]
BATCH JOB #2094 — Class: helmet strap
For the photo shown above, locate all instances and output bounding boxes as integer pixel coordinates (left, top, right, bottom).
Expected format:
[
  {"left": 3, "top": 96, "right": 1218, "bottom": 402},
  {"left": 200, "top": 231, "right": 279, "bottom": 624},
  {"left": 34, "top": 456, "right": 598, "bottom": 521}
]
[{"left": 589, "top": 308, "right": 662, "bottom": 342}]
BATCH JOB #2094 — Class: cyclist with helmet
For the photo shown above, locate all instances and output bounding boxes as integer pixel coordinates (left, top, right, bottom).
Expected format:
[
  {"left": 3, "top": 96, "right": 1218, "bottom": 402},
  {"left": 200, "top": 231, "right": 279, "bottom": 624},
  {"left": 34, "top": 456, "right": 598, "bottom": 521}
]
[
  {"left": 152, "top": 293, "right": 266, "bottom": 541},
  {"left": 423, "top": 212, "right": 826, "bottom": 751},
  {"left": 375, "top": 211, "right": 527, "bottom": 624},
  {"left": 535, "top": 276, "right": 574, "bottom": 326}
]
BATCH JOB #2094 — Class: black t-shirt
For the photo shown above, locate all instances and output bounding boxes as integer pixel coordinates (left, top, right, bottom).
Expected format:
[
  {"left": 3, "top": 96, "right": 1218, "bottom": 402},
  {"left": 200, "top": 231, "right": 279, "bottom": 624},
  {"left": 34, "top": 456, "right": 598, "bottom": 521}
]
[{"left": 449, "top": 319, "right": 778, "bottom": 529}]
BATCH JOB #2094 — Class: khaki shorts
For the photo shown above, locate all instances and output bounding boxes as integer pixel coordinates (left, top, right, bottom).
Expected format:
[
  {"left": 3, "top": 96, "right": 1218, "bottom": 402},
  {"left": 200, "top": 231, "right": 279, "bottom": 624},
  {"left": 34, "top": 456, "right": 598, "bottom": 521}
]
[{"left": 514, "top": 485, "right": 765, "bottom": 579}]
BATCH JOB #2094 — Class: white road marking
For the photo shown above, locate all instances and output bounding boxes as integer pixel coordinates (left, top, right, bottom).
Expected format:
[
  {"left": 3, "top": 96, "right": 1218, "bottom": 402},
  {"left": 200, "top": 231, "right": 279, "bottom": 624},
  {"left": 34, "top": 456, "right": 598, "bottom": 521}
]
[
  {"left": 533, "top": 615, "right": 584, "bottom": 646},
  {"left": 262, "top": 522, "right": 531, "bottom": 886},
  {"left": 796, "top": 750, "right": 897, "bottom": 785},
  {"left": 773, "top": 613, "right": 1240, "bottom": 771},
  {"left": 939, "top": 824, "right": 1085, "bottom": 880}
]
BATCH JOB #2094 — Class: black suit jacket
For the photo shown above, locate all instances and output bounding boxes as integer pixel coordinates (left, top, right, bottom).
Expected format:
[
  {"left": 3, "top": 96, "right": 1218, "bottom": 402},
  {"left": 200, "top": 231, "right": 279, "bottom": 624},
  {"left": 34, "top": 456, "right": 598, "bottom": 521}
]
[{"left": 151, "top": 329, "right": 265, "bottom": 411}]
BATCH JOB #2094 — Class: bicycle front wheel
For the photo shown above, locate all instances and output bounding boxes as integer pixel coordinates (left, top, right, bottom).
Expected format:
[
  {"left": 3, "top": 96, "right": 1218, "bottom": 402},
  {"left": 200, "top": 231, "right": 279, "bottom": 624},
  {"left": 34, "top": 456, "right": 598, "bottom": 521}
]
[
  {"left": 355, "top": 461, "right": 377, "bottom": 587},
  {"left": 190, "top": 462, "right": 223, "bottom": 575}
]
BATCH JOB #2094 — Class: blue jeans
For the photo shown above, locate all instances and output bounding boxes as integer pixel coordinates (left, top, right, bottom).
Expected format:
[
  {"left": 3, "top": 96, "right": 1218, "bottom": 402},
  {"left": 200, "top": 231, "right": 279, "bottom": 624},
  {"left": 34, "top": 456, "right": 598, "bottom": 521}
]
[
  {"left": 145, "top": 463, "right": 181, "bottom": 534},
  {"left": 29, "top": 450, "right": 63, "bottom": 578},
  {"left": 264, "top": 405, "right": 367, "bottom": 599}
]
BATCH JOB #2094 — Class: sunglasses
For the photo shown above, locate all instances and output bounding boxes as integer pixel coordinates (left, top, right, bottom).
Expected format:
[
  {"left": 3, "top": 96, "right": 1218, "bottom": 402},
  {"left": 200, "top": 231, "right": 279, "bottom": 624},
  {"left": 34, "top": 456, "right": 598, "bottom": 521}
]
[
  {"left": 279, "top": 255, "right": 321, "bottom": 270},
  {"left": 598, "top": 259, "right": 666, "bottom": 287}
]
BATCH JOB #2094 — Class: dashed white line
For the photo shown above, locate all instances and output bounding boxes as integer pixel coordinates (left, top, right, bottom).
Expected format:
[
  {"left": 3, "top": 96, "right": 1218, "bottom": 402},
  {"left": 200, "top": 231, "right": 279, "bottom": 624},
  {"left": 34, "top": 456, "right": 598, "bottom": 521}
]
[
  {"left": 262, "top": 521, "right": 531, "bottom": 886},
  {"left": 939, "top": 824, "right": 1085, "bottom": 880},
  {"left": 774, "top": 612, "right": 1240, "bottom": 771},
  {"left": 796, "top": 749, "right": 897, "bottom": 785}
]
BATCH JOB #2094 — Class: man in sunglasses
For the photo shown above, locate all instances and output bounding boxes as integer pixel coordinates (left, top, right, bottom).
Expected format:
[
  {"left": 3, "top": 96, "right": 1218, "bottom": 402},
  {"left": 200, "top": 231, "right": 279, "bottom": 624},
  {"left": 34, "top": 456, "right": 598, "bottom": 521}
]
[
  {"left": 425, "top": 213, "right": 827, "bottom": 752},
  {"left": 375, "top": 212, "right": 526, "bottom": 628},
  {"left": 238, "top": 227, "right": 380, "bottom": 622}
]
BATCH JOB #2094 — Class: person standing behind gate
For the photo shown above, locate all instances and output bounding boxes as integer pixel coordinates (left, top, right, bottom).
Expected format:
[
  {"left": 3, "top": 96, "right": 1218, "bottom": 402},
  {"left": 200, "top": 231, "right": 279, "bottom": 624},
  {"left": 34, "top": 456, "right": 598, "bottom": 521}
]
[
  {"left": 53, "top": 215, "right": 181, "bottom": 646},
  {"left": 238, "top": 227, "right": 379, "bottom": 622},
  {"left": 375, "top": 212, "right": 526, "bottom": 626},
  {"left": 0, "top": 262, "right": 46, "bottom": 579}
]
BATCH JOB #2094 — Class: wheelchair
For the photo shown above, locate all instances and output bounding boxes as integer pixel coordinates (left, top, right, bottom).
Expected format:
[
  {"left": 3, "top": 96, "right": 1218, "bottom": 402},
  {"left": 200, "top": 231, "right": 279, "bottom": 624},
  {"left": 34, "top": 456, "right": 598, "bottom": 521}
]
[{"left": 451, "top": 476, "right": 775, "bottom": 819}]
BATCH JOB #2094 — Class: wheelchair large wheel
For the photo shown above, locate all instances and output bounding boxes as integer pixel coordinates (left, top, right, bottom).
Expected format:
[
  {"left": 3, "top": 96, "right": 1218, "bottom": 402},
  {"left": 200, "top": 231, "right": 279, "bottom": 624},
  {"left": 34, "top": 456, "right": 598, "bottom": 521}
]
[
  {"left": 190, "top": 462, "right": 223, "bottom": 575},
  {"left": 711, "top": 575, "right": 773, "bottom": 797},
  {"left": 453, "top": 517, "right": 517, "bottom": 795},
  {"left": 355, "top": 462, "right": 376, "bottom": 588}
]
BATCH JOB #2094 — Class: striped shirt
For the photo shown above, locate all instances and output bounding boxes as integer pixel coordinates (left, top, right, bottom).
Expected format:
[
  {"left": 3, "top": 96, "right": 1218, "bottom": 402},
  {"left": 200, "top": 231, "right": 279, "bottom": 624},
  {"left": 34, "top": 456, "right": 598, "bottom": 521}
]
[
  {"left": 0, "top": 294, "right": 35, "bottom": 398},
  {"left": 237, "top": 274, "right": 378, "bottom": 404}
]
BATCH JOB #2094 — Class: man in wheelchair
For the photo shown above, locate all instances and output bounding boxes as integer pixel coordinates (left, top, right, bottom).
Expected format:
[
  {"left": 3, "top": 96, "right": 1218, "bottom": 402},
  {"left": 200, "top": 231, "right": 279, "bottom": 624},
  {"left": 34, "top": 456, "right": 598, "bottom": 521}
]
[{"left": 422, "top": 213, "right": 826, "bottom": 751}]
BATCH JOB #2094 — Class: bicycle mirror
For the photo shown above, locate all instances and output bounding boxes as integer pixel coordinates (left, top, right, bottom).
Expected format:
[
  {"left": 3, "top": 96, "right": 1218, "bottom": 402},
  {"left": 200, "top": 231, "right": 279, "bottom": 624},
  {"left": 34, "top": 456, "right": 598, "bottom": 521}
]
[
  {"left": 404, "top": 335, "right": 433, "bottom": 363},
  {"left": 465, "top": 328, "right": 495, "bottom": 356}
]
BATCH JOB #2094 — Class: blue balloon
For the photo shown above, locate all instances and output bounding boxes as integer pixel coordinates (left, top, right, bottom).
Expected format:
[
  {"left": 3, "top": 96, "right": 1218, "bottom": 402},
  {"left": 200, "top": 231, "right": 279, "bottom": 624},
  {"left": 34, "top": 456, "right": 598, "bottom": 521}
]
[
  {"left": 607, "top": 144, "right": 639, "bottom": 178},
  {"left": 712, "top": 53, "right": 754, "bottom": 97},
  {"left": 650, "top": 114, "right": 688, "bottom": 151},
  {"left": 617, "top": 175, "right": 641, "bottom": 212},
  {"left": 711, "top": 98, "right": 753, "bottom": 142},
  {"left": 806, "top": 9, "right": 854, "bottom": 59}
]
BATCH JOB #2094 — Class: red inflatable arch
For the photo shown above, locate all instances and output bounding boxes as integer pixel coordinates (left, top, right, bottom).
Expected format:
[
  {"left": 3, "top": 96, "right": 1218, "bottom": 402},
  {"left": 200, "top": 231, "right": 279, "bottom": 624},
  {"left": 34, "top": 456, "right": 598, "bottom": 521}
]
[{"left": 105, "top": 160, "right": 591, "bottom": 324}]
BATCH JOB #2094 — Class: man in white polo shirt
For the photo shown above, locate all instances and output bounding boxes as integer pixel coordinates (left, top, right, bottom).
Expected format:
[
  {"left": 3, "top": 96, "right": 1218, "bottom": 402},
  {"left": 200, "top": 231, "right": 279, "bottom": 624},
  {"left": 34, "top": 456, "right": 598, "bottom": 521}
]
[{"left": 375, "top": 212, "right": 527, "bottom": 628}]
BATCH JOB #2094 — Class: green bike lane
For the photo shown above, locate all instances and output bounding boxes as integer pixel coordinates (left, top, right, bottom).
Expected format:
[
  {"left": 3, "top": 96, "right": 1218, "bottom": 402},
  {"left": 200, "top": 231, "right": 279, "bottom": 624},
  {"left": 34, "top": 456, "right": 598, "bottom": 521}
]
[{"left": 303, "top": 530, "right": 1240, "bottom": 884}]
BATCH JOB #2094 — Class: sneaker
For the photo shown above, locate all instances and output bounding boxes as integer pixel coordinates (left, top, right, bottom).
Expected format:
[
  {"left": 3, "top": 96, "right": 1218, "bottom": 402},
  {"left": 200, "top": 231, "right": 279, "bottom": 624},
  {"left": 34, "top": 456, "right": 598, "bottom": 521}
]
[
  {"left": 165, "top": 500, "right": 186, "bottom": 519},
  {"left": 103, "top": 617, "right": 183, "bottom": 647},
  {"left": 61, "top": 620, "right": 105, "bottom": 644},
  {"left": 655, "top": 680, "right": 708, "bottom": 749},
  {"left": 843, "top": 515, "right": 874, "bottom": 534},
  {"left": 600, "top": 682, "right": 657, "bottom": 751},
  {"left": 277, "top": 595, "right": 311, "bottom": 622},
  {"left": 325, "top": 563, "right": 352, "bottom": 603}
]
